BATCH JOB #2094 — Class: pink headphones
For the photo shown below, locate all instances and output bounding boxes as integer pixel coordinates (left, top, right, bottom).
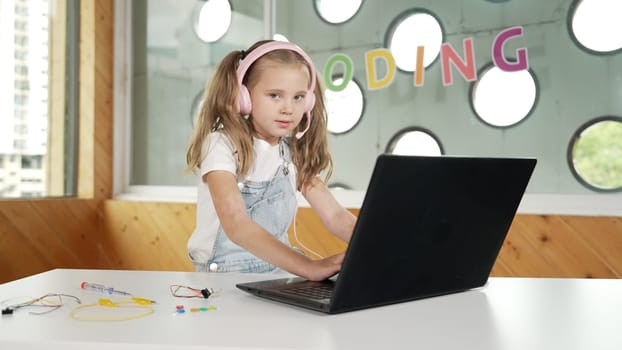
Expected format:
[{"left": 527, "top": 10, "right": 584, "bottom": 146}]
[{"left": 236, "top": 41, "right": 317, "bottom": 139}]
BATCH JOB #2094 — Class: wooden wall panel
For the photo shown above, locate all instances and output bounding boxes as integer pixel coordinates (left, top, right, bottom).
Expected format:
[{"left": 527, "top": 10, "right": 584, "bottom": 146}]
[
  {"left": 496, "top": 222, "right": 563, "bottom": 277},
  {"left": 562, "top": 216, "right": 622, "bottom": 274},
  {"left": 287, "top": 209, "right": 351, "bottom": 258},
  {"left": 290, "top": 209, "right": 621, "bottom": 278},
  {"left": 501, "top": 215, "right": 617, "bottom": 277},
  {"left": 0, "top": 199, "right": 103, "bottom": 283},
  {"left": 1, "top": 201, "right": 620, "bottom": 284},
  {"left": 98, "top": 201, "right": 197, "bottom": 272},
  {"left": 96, "top": 202, "right": 621, "bottom": 280}
]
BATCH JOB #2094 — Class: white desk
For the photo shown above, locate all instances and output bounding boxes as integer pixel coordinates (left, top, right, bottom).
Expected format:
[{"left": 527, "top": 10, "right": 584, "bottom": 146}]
[{"left": 1, "top": 269, "right": 621, "bottom": 350}]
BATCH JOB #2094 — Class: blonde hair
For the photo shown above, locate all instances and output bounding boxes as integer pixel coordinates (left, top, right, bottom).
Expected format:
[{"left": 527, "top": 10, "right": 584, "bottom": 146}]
[{"left": 186, "top": 40, "right": 333, "bottom": 190}]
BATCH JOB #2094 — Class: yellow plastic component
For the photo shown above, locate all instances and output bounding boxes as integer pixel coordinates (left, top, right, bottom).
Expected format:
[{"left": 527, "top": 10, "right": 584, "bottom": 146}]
[
  {"left": 131, "top": 297, "right": 155, "bottom": 305},
  {"left": 98, "top": 298, "right": 117, "bottom": 307}
]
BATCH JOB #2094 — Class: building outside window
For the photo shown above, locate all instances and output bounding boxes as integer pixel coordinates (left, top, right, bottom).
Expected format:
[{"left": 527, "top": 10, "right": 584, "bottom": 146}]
[{"left": 0, "top": 0, "right": 78, "bottom": 198}]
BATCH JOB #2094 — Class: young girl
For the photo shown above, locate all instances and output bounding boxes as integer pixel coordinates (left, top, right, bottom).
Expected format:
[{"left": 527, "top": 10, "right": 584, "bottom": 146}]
[{"left": 186, "top": 40, "right": 357, "bottom": 281}]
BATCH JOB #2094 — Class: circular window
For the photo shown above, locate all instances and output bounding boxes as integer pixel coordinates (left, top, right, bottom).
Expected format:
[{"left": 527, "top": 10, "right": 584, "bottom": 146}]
[
  {"left": 568, "top": 0, "right": 622, "bottom": 54},
  {"left": 314, "top": 0, "right": 362, "bottom": 24},
  {"left": 326, "top": 76, "right": 365, "bottom": 134},
  {"left": 470, "top": 63, "right": 537, "bottom": 128},
  {"left": 386, "top": 127, "right": 443, "bottom": 156},
  {"left": 193, "top": 0, "right": 232, "bottom": 43},
  {"left": 273, "top": 33, "right": 289, "bottom": 42},
  {"left": 568, "top": 117, "right": 622, "bottom": 192},
  {"left": 386, "top": 9, "right": 444, "bottom": 72}
]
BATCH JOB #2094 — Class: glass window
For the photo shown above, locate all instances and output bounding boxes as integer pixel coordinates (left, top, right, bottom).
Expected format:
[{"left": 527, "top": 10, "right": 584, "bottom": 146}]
[
  {"left": 326, "top": 76, "right": 365, "bottom": 134},
  {"left": 0, "top": 0, "right": 78, "bottom": 199},
  {"left": 386, "top": 128, "right": 443, "bottom": 156},
  {"left": 130, "top": 0, "right": 264, "bottom": 187},
  {"left": 193, "top": 0, "right": 232, "bottom": 43},
  {"left": 568, "top": 117, "right": 622, "bottom": 192},
  {"left": 21, "top": 155, "right": 43, "bottom": 169},
  {"left": 386, "top": 9, "right": 444, "bottom": 72},
  {"left": 119, "top": 0, "right": 622, "bottom": 214},
  {"left": 314, "top": 0, "right": 363, "bottom": 24},
  {"left": 470, "top": 63, "right": 537, "bottom": 128},
  {"left": 568, "top": 0, "right": 622, "bottom": 54}
]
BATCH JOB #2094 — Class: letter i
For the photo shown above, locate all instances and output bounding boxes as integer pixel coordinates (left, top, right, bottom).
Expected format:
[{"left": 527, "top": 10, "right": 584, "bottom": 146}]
[{"left": 414, "top": 46, "right": 425, "bottom": 87}]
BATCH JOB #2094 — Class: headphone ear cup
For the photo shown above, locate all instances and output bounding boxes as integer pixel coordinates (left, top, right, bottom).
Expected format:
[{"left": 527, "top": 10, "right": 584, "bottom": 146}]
[
  {"left": 305, "top": 91, "right": 316, "bottom": 113},
  {"left": 238, "top": 85, "right": 252, "bottom": 115}
]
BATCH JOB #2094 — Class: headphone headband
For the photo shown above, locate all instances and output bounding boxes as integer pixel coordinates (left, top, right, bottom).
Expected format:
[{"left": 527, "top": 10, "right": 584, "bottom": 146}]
[{"left": 236, "top": 41, "right": 316, "bottom": 93}]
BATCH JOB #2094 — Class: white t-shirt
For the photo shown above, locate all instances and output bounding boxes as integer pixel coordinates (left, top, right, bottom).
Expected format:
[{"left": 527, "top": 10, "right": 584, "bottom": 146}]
[{"left": 187, "top": 131, "right": 297, "bottom": 263}]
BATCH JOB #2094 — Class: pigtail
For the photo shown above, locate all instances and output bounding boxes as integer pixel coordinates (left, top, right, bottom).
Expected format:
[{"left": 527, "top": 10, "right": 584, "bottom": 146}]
[{"left": 185, "top": 49, "right": 253, "bottom": 177}]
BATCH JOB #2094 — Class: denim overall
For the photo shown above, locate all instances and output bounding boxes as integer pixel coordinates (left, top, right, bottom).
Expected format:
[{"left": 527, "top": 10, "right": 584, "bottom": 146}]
[{"left": 199, "top": 142, "right": 297, "bottom": 273}]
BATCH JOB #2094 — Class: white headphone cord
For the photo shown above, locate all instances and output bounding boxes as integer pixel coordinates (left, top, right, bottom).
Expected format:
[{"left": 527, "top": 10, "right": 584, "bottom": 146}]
[{"left": 292, "top": 211, "right": 324, "bottom": 259}]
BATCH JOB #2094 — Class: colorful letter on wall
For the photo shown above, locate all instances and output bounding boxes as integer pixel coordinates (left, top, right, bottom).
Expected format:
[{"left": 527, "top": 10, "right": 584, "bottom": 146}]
[
  {"left": 324, "top": 53, "right": 354, "bottom": 92},
  {"left": 365, "top": 49, "right": 396, "bottom": 90},
  {"left": 492, "top": 26, "right": 529, "bottom": 72},
  {"left": 414, "top": 46, "right": 425, "bottom": 87},
  {"left": 440, "top": 38, "right": 477, "bottom": 86}
]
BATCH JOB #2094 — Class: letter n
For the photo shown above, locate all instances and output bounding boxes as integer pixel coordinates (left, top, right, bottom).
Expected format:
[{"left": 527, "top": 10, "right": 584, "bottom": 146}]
[{"left": 441, "top": 38, "right": 477, "bottom": 86}]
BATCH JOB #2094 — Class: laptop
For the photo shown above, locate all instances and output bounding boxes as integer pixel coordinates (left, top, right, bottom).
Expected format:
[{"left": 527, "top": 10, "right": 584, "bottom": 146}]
[{"left": 236, "top": 154, "right": 537, "bottom": 314}]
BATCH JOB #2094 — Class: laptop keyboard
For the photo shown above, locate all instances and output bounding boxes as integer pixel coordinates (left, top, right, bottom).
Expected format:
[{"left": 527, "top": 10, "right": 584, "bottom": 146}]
[{"left": 281, "top": 284, "right": 334, "bottom": 300}]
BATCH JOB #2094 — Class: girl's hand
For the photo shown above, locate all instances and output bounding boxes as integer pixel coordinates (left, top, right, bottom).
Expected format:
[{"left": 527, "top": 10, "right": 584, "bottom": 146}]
[{"left": 304, "top": 252, "right": 345, "bottom": 281}]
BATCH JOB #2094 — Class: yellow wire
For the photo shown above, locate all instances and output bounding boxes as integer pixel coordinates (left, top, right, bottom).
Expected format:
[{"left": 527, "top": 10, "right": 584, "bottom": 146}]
[{"left": 69, "top": 299, "right": 154, "bottom": 321}]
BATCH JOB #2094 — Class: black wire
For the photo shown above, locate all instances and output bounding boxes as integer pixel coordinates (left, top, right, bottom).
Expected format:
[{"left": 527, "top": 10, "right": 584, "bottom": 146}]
[{"left": 1, "top": 293, "right": 81, "bottom": 316}]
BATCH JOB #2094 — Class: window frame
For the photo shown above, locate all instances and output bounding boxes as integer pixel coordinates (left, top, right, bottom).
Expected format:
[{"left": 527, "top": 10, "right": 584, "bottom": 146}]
[
  {"left": 385, "top": 126, "right": 444, "bottom": 156},
  {"left": 468, "top": 60, "right": 539, "bottom": 129},
  {"left": 567, "top": 115, "right": 622, "bottom": 193},
  {"left": 567, "top": 0, "right": 622, "bottom": 56},
  {"left": 384, "top": 8, "right": 445, "bottom": 74},
  {"left": 313, "top": 0, "right": 364, "bottom": 25},
  {"left": 326, "top": 74, "right": 366, "bottom": 135}
]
